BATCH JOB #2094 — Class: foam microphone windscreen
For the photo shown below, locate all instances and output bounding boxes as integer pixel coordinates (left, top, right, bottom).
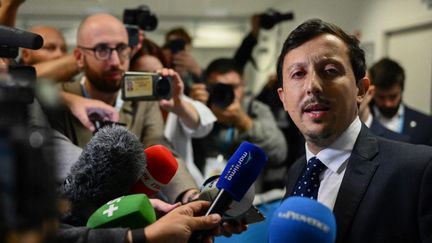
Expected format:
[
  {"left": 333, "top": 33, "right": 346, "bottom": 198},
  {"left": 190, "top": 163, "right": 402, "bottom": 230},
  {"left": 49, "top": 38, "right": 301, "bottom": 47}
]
[
  {"left": 268, "top": 196, "right": 337, "bottom": 243},
  {"left": 87, "top": 194, "right": 156, "bottom": 229},
  {"left": 216, "top": 141, "right": 267, "bottom": 201},
  {"left": 62, "top": 125, "right": 146, "bottom": 217},
  {"left": 0, "top": 25, "right": 44, "bottom": 49},
  {"left": 129, "top": 145, "right": 178, "bottom": 196}
]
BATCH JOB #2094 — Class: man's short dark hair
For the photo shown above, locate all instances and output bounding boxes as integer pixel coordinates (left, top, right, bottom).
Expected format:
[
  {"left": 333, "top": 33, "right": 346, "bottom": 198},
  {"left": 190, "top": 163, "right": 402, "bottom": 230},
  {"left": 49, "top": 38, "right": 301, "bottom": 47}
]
[
  {"left": 165, "top": 27, "right": 192, "bottom": 44},
  {"left": 276, "top": 19, "right": 366, "bottom": 87},
  {"left": 369, "top": 57, "right": 405, "bottom": 90},
  {"left": 205, "top": 58, "right": 243, "bottom": 80}
]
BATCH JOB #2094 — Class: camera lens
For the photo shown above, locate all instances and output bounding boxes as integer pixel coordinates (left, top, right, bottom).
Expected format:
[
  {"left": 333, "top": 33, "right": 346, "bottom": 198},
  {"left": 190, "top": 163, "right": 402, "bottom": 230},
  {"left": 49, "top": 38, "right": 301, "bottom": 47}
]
[
  {"left": 208, "top": 83, "right": 235, "bottom": 109},
  {"left": 155, "top": 76, "right": 172, "bottom": 99}
]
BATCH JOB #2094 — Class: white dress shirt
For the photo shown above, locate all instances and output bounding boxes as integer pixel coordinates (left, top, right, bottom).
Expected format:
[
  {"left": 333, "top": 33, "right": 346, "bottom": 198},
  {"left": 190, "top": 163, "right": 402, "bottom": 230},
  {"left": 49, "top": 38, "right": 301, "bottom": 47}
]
[{"left": 305, "top": 116, "right": 362, "bottom": 210}]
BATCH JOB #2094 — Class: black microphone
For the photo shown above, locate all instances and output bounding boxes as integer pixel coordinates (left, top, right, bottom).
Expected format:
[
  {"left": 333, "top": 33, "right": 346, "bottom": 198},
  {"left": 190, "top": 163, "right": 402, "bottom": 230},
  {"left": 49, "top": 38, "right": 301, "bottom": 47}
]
[
  {"left": 61, "top": 125, "right": 147, "bottom": 225},
  {"left": 0, "top": 25, "right": 44, "bottom": 50}
]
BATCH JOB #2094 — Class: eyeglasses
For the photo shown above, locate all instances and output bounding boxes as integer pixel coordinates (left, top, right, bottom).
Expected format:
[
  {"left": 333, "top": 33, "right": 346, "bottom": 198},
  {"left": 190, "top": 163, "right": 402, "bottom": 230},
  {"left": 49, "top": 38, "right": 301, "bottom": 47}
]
[{"left": 78, "top": 43, "right": 131, "bottom": 61}]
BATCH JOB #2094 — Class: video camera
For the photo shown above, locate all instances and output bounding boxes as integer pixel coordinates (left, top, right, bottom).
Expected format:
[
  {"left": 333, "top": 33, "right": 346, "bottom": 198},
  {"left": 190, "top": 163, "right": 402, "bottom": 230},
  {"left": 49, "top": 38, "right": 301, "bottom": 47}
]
[
  {"left": 0, "top": 25, "right": 57, "bottom": 239},
  {"left": 259, "top": 9, "right": 294, "bottom": 30},
  {"left": 121, "top": 71, "right": 172, "bottom": 101},
  {"left": 123, "top": 5, "right": 158, "bottom": 31},
  {"left": 122, "top": 5, "right": 158, "bottom": 48}
]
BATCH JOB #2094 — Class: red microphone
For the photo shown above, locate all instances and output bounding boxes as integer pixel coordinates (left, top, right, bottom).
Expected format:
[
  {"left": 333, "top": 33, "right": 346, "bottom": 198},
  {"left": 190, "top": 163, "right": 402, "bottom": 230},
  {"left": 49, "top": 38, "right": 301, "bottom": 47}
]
[{"left": 129, "top": 145, "right": 178, "bottom": 196}]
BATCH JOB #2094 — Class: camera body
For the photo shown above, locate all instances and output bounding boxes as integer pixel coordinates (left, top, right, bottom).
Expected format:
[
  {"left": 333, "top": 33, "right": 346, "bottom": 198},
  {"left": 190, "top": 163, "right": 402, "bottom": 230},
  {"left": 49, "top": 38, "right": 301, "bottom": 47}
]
[
  {"left": 121, "top": 71, "right": 172, "bottom": 101},
  {"left": 167, "top": 39, "right": 186, "bottom": 54},
  {"left": 207, "top": 83, "right": 235, "bottom": 109},
  {"left": 259, "top": 9, "right": 294, "bottom": 30},
  {"left": 0, "top": 27, "right": 57, "bottom": 236},
  {"left": 125, "top": 25, "right": 139, "bottom": 47},
  {"left": 123, "top": 5, "right": 158, "bottom": 31}
]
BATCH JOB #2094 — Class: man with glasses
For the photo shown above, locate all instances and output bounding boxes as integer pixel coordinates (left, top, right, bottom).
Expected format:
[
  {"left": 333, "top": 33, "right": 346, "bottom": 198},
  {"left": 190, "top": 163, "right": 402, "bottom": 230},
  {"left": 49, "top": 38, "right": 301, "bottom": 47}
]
[{"left": 49, "top": 13, "right": 198, "bottom": 204}]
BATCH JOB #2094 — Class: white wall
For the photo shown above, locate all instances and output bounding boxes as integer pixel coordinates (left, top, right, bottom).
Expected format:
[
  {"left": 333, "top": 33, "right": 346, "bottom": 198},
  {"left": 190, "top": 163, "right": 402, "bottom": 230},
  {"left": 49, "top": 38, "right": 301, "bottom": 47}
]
[
  {"left": 14, "top": 1, "right": 432, "bottom": 108},
  {"left": 248, "top": 0, "right": 432, "bottom": 112}
]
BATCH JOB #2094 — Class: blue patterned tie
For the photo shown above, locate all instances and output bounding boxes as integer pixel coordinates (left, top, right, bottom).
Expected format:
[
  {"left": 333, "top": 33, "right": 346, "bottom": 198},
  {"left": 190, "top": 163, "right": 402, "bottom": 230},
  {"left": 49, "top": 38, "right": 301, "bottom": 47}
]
[{"left": 292, "top": 157, "right": 326, "bottom": 200}]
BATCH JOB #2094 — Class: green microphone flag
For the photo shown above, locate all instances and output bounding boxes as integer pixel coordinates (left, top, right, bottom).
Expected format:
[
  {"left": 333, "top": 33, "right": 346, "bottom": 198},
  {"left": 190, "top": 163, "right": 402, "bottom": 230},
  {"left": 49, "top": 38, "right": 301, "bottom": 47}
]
[{"left": 87, "top": 194, "right": 156, "bottom": 229}]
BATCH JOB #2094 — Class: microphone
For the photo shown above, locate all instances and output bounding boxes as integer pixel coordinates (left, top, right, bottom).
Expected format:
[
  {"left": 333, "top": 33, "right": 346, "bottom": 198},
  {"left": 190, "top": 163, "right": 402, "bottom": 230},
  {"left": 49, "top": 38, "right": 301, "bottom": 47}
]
[
  {"left": 86, "top": 194, "right": 156, "bottom": 229},
  {"left": 129, "top": 144, "right": 179, "bottom": 197},
  {"left": 61, "top": 125, "right": 179, "bottom": 225},
  {"left": 62, "top": 125, "right": 147, "bottom": 223},
  {"left": 205, "top": 141, "right": 267, "bottom": 216},
  {"left": 268, "top": 196, "right": 337, "bottom": 243},
  {"left": 198, "top": 175, "right": 255, "bottom": 218},
  {"left": 0, "top": 25, "right": 44, "bottom": 50},
  {"left": 189, "top": 142, "right": 267, "bottom": 242}
]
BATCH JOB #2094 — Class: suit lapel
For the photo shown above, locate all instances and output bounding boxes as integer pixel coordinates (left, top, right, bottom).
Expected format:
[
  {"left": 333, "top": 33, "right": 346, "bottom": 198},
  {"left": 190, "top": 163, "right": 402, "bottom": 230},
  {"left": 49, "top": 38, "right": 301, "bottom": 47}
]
[
  {"left": 284, "top": 155, "right": 307, "bottom": 198},
  {"left": 333, "top": 126, "right": 380, "bottom": 242}
]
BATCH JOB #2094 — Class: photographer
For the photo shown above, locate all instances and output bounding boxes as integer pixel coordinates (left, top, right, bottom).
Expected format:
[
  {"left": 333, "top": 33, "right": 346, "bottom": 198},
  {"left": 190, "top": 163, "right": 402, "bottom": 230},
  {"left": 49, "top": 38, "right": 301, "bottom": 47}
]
[
  {"left": 163, "top": 27, "right": 203, "bottom": 95},
  {"left": 191, "top": 58, "right": 287, "bottom": 192},
  {"left": 234, "top": 10, "right": 294, "bottom": 71},
  {"left": 47, "top": 13, "right": 199, "bottom": 204},
  {"left": 131, "top": 39, "right": 216, "bottom": 185}
]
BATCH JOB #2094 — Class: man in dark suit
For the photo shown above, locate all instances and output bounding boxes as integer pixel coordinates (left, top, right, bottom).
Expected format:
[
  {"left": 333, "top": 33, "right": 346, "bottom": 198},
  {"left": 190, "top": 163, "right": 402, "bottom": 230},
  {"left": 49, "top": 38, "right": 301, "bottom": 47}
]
[
  {"left": 359, "top": 83, "right": 409, "bottom": 142},
  {"left": 369, "top": 58, "right": 432, "bottom": 145},
  {"left": 276, "top": 19, "right": 432, "bottom": 243}
]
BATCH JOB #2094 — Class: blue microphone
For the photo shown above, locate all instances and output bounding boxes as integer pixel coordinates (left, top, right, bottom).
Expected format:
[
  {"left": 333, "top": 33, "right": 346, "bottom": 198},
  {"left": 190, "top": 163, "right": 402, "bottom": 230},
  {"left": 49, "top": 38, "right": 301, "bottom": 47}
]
[
  {"left": 205, "top": 141, "right": 267, "bottom": 216},
  {"left": 268, "top": 196, "right": 337, "bottom": 243},
  {"left": 189, "top": 142, "right": 267, "bottom": 243}
]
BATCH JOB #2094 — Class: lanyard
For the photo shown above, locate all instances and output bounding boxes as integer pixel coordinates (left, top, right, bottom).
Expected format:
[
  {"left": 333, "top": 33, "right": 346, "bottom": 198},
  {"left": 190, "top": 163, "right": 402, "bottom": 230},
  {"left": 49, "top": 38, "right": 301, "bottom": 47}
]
[{"left": 80, "top": 77, "right": 124, "bottom": 112}]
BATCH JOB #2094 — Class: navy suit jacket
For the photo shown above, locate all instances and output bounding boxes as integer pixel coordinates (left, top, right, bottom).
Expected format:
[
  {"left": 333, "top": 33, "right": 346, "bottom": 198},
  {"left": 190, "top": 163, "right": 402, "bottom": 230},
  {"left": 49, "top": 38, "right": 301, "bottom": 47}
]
[
  {"left": 402, "top": 105, "right": 432, "bottom": 146},
  {"left": 369, "top": 117, "right": 409, "bottom": 143},
  {"left": 284, "top": 126, "right": 432, "bottom": 243}
]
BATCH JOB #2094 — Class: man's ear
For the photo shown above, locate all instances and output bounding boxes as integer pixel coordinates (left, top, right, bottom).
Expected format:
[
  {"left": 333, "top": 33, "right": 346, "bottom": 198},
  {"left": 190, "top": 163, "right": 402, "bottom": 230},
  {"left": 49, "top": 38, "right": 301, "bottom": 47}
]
[
  {"left": 357, "top": 77, "right": 370, "bottom": 104},
  {"left": 74, "top": 48, "right": 84, "bottom": 69},
  {"left": 277, "top": 87, "right": 288, "bottom": 111}
]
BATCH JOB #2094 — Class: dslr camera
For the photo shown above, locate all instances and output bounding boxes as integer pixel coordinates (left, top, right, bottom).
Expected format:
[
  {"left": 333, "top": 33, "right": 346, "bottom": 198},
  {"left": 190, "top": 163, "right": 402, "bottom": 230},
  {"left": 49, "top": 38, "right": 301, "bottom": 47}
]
[
  {"left": 123, "top": 5, "right": 158, "bottom": 31},
  {"left": 121, "top": 71, "right": 172, "bottom": 101},
  {"left": 207, "top": 83, "right": 235, "bottom": 109},
  {"left": 259, "top": 9, "right": 294, "bottom": 30},
  {"left": 123, "top": 5, "right": 158, "bottom": 47}
]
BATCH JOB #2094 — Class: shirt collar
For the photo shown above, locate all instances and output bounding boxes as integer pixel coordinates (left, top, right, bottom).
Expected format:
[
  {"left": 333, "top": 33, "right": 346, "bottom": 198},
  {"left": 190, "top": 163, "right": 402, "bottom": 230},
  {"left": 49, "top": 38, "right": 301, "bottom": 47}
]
[
  {"left": 373, "top": 104, "right": 404, "bottom": 120},
  {"left": 80, "top": 76, "right": 123, "bottom": 112},
  {"left": 305, "top": 116, "right": 362, "bottom": 173},
  {"left": 364, "top": 113, "right": 373, "bottom": 128}
]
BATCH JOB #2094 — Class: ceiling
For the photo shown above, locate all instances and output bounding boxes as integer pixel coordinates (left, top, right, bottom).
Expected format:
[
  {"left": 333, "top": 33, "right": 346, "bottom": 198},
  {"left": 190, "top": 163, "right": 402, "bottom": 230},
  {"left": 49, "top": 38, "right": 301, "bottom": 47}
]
[
  {"left": 16, "top": 0, "right": 290, "bottom": 48},
  {"left": 18, "top": 0, "right": 286, "bottom": 20}
]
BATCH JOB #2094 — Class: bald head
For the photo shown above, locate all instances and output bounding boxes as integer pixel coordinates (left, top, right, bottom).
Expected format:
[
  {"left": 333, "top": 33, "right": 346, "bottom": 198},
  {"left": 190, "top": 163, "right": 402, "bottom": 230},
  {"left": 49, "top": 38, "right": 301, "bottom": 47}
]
[
  {"left": 21, "top": 25, "right": 67, "bottom": 65},
  {"left": 77, "top": 13, "right": 128, "bottom": 47}
]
